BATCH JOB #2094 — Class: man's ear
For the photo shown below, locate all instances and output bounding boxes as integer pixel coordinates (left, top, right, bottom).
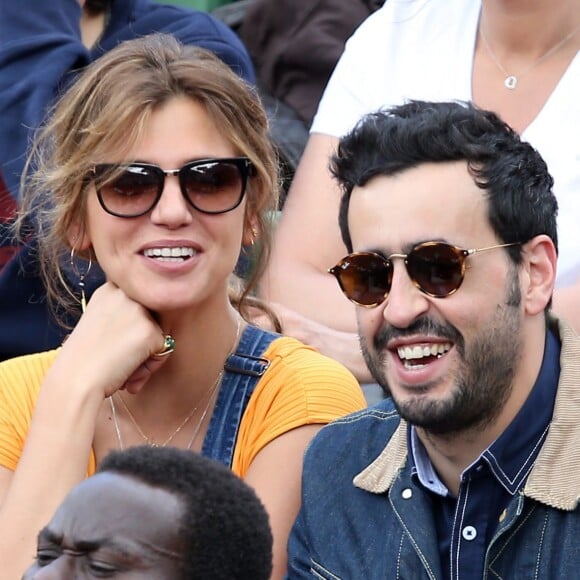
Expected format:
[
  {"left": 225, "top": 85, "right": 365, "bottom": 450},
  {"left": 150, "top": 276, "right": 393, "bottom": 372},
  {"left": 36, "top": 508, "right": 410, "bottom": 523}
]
[{"left": 521, "top": 235, "right": 557, "bottom": 315}]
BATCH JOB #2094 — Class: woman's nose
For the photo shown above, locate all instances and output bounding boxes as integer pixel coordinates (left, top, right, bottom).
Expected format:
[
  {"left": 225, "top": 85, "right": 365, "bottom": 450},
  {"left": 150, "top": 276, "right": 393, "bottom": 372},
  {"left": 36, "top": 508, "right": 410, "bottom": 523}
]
[{"left": 150, "top": 175, "right": 193, "bottom": 228}]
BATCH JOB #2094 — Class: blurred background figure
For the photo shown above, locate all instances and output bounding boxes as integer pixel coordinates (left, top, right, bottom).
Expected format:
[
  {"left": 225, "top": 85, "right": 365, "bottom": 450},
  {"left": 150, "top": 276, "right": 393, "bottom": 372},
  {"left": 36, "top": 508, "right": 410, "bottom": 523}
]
[
  {"left": 212, "top": 0, "right": 386, "bottom": 203},
  {"left": 240, "top": 0, "right": 384, "bottom": 128}
]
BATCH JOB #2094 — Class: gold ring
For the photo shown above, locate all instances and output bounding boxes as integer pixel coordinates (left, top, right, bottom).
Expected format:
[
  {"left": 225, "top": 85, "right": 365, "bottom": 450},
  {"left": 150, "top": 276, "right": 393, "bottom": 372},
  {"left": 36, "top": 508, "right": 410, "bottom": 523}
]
[{"left": 153, "top": 335, "right": 176, "bottom": 358}]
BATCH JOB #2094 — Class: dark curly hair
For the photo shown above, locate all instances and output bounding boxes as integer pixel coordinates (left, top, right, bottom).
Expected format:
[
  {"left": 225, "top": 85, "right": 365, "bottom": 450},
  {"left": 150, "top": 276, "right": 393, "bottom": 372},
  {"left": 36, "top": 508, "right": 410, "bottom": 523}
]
[
  {"left": 99, "top": 446, "right": 273, "bottom": 579},
  {"left": 330, "top": 100, "right": 558, "bottom": 267}
]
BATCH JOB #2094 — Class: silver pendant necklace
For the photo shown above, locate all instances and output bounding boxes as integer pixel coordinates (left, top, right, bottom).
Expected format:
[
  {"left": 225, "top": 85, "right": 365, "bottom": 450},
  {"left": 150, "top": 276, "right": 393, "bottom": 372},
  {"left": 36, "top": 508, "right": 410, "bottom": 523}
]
[{"left": 479, "top": 24, "right": 579, "bottom": 90}]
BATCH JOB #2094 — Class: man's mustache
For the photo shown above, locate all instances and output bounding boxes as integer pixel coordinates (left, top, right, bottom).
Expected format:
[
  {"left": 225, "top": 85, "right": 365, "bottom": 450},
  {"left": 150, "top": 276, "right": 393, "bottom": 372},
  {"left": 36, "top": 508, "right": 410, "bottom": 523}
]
[{"left": 374, "top": 316, "right": 464, "bottom": 353}]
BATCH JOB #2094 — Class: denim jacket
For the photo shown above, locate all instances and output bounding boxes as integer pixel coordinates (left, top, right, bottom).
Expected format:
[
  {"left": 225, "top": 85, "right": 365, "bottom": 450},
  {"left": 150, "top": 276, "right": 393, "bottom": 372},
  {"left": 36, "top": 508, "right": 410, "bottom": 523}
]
[{"left": 287, "top": 319, "right": 580, "bottom": 579}]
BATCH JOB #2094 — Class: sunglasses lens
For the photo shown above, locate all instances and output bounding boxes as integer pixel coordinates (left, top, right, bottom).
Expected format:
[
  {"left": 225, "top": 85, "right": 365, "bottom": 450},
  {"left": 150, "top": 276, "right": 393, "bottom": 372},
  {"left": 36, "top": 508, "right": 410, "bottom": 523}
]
[
  {"left": 331, "top": 253, "right": 391, "bottom": 306},
  {"left": 96, "top": 165, "right": 160, "bottom": 217},
  {"left": 182, "top": 161, "right": 244, "bottom": 213},
  {"left": 407, "top": 243, "right": 465, "bottom": 297}
]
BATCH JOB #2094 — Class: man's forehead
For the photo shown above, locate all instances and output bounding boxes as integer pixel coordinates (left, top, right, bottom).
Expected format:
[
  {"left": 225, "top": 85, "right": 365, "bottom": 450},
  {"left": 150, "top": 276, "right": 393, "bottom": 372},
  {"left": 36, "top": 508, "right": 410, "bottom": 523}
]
[
  {"left": 351, "top": 161, "right": 481, "bottom": 203},
  {"left": 348, "top": 161, "right": 490, "bottom": 249},
  {"left": 49, "top": 472, "right": 184, "bottom": 540}
]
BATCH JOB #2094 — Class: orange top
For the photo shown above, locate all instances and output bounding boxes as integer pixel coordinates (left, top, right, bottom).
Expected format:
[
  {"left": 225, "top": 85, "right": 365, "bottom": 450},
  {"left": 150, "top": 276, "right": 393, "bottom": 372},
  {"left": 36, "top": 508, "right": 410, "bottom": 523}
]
[
  {"left": 232, "top": 336, "right": 367, "bottom": 476},
  {"left": 0, "top": 337, "right": 366, "bottom": 478}
]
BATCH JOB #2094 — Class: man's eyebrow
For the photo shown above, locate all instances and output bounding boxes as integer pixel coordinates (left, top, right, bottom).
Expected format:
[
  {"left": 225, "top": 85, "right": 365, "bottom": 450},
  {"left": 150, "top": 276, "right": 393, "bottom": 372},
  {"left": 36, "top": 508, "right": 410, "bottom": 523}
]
[
  {"left": 403, "top": 238, "right": 450, "bottom": 253},
  {"left": 74, "top": 538, "right": 112, "bottom": 552},
  {"left": 81, "top": 536, "right": 182, "bottom": 561},
  {"left": 37, "top": 528, "right": 117, "bottom": 554},
  {"left": 366, "top": 238, "right": 452, "bottom": 257},
  {"left": 37, "top": 527, "right": 62, "bottom": 545},
  {"left": 38, "top": 528, "right": 181, "bottom": 561}
]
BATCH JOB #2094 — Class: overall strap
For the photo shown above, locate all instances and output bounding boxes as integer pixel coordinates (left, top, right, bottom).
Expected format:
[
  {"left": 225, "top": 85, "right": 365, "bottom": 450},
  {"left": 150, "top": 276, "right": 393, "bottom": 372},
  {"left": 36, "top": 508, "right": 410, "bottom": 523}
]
[{"left": 201, "top": 324, "right": 280, "bottom": 467}]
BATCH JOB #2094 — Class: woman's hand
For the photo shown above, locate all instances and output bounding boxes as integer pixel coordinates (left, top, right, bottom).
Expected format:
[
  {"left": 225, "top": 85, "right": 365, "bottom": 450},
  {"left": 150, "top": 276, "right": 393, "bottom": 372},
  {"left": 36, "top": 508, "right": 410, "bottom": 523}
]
[{"left": 56, "top": 281, "right": 170, "bottom": 398}]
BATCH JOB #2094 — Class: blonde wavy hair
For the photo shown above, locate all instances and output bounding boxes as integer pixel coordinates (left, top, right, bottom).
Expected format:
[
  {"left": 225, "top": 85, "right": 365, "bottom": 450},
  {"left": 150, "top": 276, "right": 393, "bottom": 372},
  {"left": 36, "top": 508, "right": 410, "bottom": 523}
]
[{"left": 17, "top": 33, "right": 280, "bottom": 328}]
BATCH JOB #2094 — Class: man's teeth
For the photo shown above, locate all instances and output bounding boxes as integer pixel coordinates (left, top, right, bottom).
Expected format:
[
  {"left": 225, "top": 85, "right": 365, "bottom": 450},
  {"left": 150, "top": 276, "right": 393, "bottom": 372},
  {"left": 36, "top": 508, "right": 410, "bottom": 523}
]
[
  {"left": 397, "top": 343, "right": 452, "bottom": 361},
  {"left": 143, "top": 247, "right": 196, "bottom": 261}
]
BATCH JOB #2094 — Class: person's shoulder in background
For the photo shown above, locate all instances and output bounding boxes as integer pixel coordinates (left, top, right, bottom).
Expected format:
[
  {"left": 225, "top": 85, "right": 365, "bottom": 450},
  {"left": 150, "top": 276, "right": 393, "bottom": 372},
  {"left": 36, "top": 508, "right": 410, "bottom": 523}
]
[
  {"left": 103, "top": 0, "right": 256, "bottom": 83},
  {"left": 238, "top": 0, "right": 384, "bottom": 126}
]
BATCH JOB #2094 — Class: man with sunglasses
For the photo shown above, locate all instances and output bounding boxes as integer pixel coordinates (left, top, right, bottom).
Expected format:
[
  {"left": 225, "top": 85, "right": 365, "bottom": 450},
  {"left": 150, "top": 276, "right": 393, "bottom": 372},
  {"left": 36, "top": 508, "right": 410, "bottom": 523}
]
[{"left": 286, "top": 100, "right": 580, "bottom": 579}]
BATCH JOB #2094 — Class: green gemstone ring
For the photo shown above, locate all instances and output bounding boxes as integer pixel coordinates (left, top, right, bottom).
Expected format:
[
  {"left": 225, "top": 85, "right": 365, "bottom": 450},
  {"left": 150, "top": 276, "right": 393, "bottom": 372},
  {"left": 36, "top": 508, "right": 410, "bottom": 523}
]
[{"left": 153, "top": 334, "right": 176, "bottom": 358}]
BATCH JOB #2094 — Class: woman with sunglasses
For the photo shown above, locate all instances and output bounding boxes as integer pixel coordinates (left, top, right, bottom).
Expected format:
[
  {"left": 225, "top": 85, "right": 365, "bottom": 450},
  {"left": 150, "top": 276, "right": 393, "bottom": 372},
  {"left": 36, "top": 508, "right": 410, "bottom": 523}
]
[
  {"left": 0, "top": 0, "right": 255, "bottom": 360},
  {"left": 0, "top": 34, "right": 366, "bottom": 578}
]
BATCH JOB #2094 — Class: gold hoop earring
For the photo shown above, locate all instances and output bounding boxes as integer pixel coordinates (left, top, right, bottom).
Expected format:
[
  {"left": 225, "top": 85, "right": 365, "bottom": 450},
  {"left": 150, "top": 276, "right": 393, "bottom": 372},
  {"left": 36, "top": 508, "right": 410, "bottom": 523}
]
[{"left": 70, "top": 248, "right": 92, "bottom": 313}]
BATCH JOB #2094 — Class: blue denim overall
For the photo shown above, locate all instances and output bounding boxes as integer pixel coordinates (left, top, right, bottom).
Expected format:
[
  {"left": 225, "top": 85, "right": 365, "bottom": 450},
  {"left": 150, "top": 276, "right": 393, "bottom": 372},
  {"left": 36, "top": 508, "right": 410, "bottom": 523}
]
[{"left": 201, "top": 324, "right": 279, "bottom": 467}]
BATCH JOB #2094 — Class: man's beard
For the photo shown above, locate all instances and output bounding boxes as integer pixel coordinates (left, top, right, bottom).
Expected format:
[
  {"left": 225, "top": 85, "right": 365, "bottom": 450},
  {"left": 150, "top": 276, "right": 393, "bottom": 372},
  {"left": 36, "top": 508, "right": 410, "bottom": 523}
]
[{"left": 360, "top": 268, "right": 522, "bottom": 436}]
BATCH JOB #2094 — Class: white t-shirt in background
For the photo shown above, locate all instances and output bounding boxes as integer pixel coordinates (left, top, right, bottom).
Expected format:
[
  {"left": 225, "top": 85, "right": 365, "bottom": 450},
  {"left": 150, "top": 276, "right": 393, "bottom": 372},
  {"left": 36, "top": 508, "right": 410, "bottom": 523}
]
[{"left": 312, "top": 0, "right": 579, "bottom": 288}]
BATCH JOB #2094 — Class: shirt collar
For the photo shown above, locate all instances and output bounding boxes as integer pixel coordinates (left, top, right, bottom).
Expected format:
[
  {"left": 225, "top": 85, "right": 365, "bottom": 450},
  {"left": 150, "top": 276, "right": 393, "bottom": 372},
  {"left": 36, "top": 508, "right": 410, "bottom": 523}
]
[{"left": 410, "top": 427, "right": 449, "bottom": 496}]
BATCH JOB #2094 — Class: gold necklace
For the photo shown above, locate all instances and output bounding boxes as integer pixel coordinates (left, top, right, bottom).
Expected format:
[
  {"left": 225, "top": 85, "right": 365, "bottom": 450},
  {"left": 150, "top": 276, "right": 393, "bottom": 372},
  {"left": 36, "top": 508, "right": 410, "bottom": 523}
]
[
  {"left": 114, "top": 390, "right": 207, "bottom": 447},
  {"left": 479, "top": 24, "right": 579, "bottom": 90},
  {"left": 110, "top": 371, "right": 223, "bottom": 450},
  {"left": 109, "top": 317, "right": 242, "bottom": 450},
  {"left": 186, "top": 372, "right": 222, "bottom": 450}
]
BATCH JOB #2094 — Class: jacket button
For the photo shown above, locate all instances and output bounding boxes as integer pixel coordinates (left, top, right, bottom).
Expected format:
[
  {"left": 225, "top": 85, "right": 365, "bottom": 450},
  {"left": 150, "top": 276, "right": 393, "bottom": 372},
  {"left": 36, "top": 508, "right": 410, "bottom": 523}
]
[
  {"left": 462, "top": 526, "right": 477, "bottom": 541},
  {"left": 499, "top": 509, "right": 507, "bottom": 522},
  {"left": 401, "top": 488, "right": 413, "bottom": 499}
]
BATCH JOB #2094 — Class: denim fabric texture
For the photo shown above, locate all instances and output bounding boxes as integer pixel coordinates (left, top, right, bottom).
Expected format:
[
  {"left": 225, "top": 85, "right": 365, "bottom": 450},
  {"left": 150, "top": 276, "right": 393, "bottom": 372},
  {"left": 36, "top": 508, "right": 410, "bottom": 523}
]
[
  {"left": 202, "top": 324, "right": 278, "bottom": 467},
  {"left": 286, "top": 319, "right": 580, "bottom": 579}
]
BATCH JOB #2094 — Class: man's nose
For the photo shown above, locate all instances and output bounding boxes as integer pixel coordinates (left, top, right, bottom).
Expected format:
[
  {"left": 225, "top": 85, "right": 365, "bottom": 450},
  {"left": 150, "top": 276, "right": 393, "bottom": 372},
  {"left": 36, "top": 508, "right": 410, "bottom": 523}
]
[{"left": 381, "top": 261, "right": 430, "bottom": 327}]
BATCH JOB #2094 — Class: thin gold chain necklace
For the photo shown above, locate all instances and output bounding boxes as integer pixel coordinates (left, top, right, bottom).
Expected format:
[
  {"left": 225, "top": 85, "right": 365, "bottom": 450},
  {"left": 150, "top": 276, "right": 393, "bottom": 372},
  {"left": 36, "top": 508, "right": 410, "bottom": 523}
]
[
  {"left": 110, "top": 370, "right": 223, "bottom": 450},
  {"left": 109, "top": 317, "right": 242, "bottom": 450},
  {"left": 186, "top": 373, "right": 221, "bottom": 450},
  {"left": 479, "top": 24, "right": 579, "bottom": 90}
]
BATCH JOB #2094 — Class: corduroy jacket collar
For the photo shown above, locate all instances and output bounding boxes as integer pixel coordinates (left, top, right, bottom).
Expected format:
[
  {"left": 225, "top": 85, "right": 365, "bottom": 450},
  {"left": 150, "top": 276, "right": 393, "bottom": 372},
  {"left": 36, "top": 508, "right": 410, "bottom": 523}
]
[{"left": 354, "top": 318, "right": 580, "bottom": 511}]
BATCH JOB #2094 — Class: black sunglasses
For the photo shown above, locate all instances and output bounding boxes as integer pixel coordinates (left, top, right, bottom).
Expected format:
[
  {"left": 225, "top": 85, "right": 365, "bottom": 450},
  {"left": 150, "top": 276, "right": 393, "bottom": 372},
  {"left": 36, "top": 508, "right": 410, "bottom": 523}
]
[
  {"left": 328, "top": 241, "right": 520, "bottom": 307},
  {"left": 92, "top": 157, "right": 254, "bottom": 218}
]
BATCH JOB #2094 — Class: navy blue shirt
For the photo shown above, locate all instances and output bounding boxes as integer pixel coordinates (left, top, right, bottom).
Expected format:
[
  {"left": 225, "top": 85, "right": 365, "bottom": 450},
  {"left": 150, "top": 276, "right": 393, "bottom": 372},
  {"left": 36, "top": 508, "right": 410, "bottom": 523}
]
[{"left": 410, "top": 330, "right": 560, "bottom": 580}]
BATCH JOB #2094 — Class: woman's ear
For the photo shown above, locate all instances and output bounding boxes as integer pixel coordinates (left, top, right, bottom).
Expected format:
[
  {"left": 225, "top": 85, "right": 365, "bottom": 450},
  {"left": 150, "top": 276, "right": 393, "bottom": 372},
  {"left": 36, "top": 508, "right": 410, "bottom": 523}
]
[
  {"left": 242, "top": 215, "right": 259, "bottom": 247},
  {"left": 521, "top": 235, "right": 557, "bottom": 315},
  {"left": 67, "top": 221, "right": 91, "bottom": 252}
]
